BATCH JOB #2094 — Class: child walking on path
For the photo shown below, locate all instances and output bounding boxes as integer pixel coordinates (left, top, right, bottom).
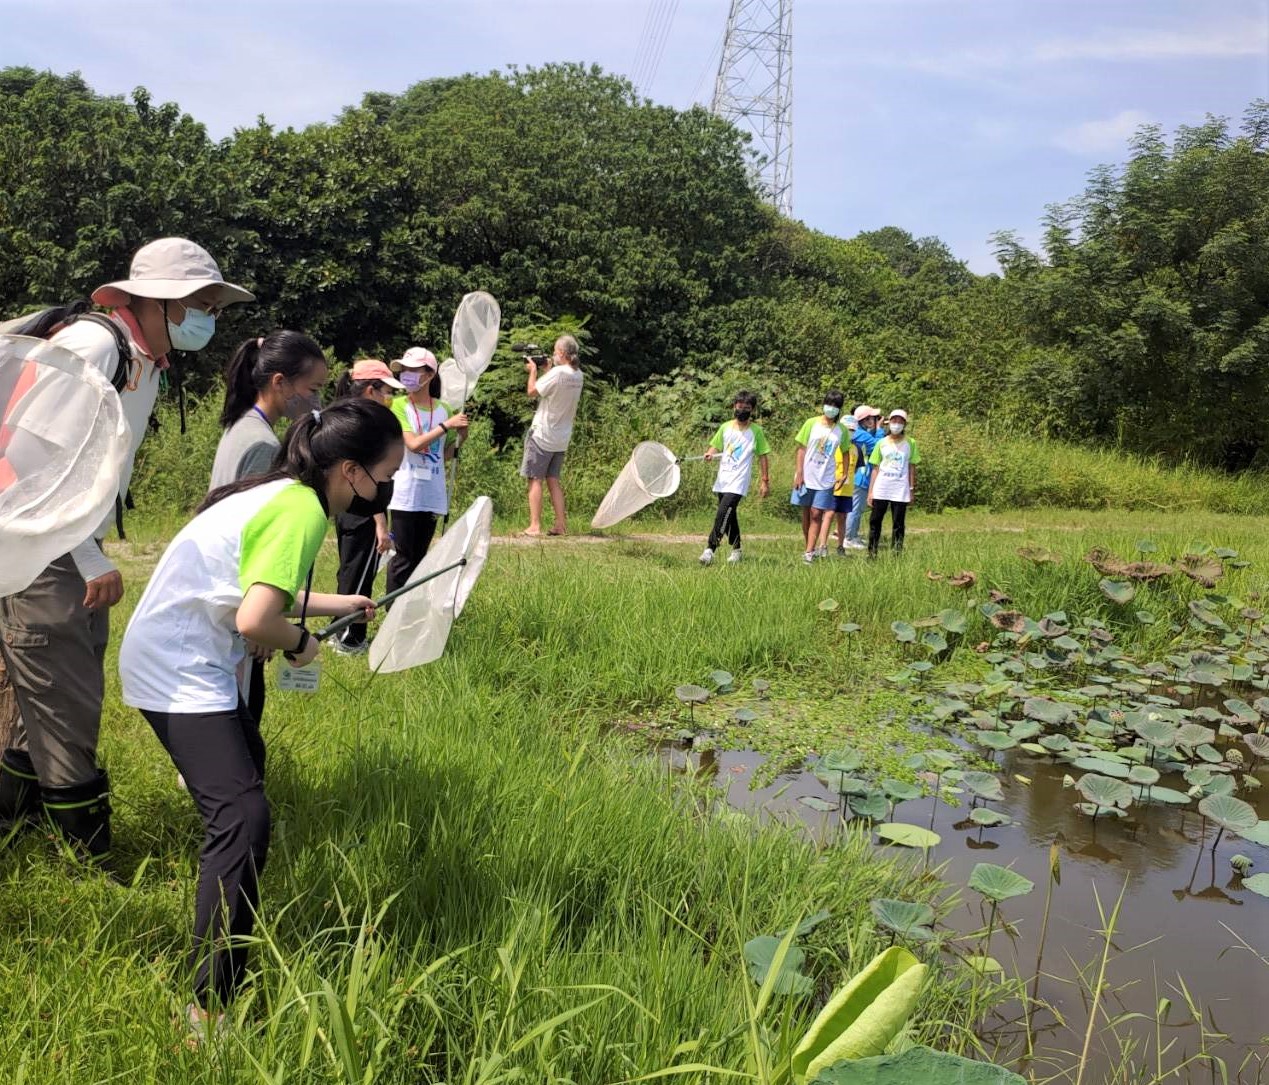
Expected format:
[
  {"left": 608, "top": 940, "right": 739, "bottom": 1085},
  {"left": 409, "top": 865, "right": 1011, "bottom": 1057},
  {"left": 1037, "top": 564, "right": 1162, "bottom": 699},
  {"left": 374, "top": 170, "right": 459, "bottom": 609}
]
[
  {"left": 699, "top": 390, "right": 770, "bottom": 566},
  {"left": 118, "top": 399, "right": 403, "bottom": 1036},
  {"left": 792, "top": 390, "right": 846, "bottom": 564},
  {"left": 867, "top": 409, "right": 921, "bottom": 556}
]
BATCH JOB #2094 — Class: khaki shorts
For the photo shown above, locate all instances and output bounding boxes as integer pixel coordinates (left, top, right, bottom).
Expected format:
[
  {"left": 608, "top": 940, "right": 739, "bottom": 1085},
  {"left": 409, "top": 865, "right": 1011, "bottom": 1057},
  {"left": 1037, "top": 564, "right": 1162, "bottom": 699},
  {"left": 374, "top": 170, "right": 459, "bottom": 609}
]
[{"left": 520, "top": 434, "right": 566, "bottom": 479}]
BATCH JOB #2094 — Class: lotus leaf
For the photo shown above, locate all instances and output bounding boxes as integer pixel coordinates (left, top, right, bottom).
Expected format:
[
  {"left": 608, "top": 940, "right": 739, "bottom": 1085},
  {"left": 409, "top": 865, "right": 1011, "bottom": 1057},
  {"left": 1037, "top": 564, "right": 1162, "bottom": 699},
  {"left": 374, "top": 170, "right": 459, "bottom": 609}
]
[
  {"left": 807, "top": 1045, "right": 1028, "bottom": 1085},
  {"left": 1076, "top": 773, "right": 1134, "bottom": 809},
  {"left": 1018, "top": 546, "right": 1061, "bottom": 564},
  {"left": 732, "top": 707, "right": 759, "bottom": 724},
  {"left": 850, "top": 794, "right": 890, "bottom": 820},
  {"left": 1136, "top": 539, "right": 1159, "bottom": 553},
  {"left": 881, "top": 779, "right": 922, "bottom": 802},
  {"left": 1128, "top": 765, "right": 1160, "bottom": 786},
  {"left": 744, "top": 934, "right": 814, "bottom": 995},
  {"left": 1024, "top": 697, "right": 1075, "bottom": 725},
  {"left": 1039, "top": 734, "right": 1072, "bottom": 753},
  {"left": 1178, "top": 554, "right": 1223, "bottom": 588},
  {"left": 960, "top": 771, "right": 1005, "bottom": 801},
  {"left": 891, "top": 621, "right": 917, "bottom": 643},
  {"left": 1071, "top": 757, "right": 1132, "bottom": 780},
  {"left": 868, "top": 898, "right": 935, "bottom": 940},
  {"left": 822, "top": 748, "right": 864, "bottom": 773},
  {"left": 838, "top": 622, "right": 862, "bottom": 634},
  {"left": 968, "top": 862, "right": 1035, "bottom": 902},
  {"left": 949, "top": 571, "right": 977, "bottom": 589},
  {"left": 1139, "top": 786, "right": 1191, "bottom": 806},
  {"left": 988, "top": 590, "right": 1013, "bottom": 605},
  {"left": 1242, "top": 821, "right": 1269, "bottom": 846},
  {"left": 1076, "top": 803, "right": 1126, "bottom": 818},
  {"left": 1243, "top": 873, "right": 1269, "bottom": 898},
  {"left": 674, "top": 684, "right": 710, "bottom": 704},
  {"left": 1198, "top": 794, "right": 1259, "bottom": 835},
  {"left": 818, "top": 598, "right": 840, "bottom": 612},
  {"left": 921, "top": 631, "right": 949, "bottom": 653},
  {"left": 1099, "top": 579, "right": 1135, "bottom": 605},
  {"left": 753, "top": 678, "right": 771, "bottom": 694},
  {"left": 925, "top": 570, "right": 944, "bottom": 582},
  {"left": 923, "top": 750, "right": 959, "bottom": 772},
  {"left": 1009, "top": 721, "right": 1042, "bottom": 740},
  {"left": 1052, "top": 635, "right": 1082, "bottom": 652},
  {"left": 708, "top": 669, "right": 735, "bottom": 691},
  {"left": 1188, "top": 601, "right": 1229, "bottom": 630},
  {"left": 799, "top": 795, "right": 839, "bottom": 813},
  {"left": 820, "top": 775, "right": 871, "bottom": 797},
  {"left": 1174, "top": 723, "right": 1217, "bottom": 748},
  {"left": 989, "top": 610, "right": 1026, "bottom": 633},
  {"left": 970, "top": 808, "right": 1011, "bottom": 827},
  {"left": 975, "top": 731, "right": 1017, "bottom": 752},
  {"left": 1038, "top": 617, "right": 1070, "bottom": 637},
  {"left": 1214, "top": 547, "right": 1239, "bottom": 559},
  {"left": 876, "top": 823, "right": 941, "bottom": 849},
  {"left": 791, "top": 946, "right": 927, "bottom": 1081},
  {"left": 938, "top": 608, "right": 968, "bottom": 634},
  {"left": 1223, "top": 698, "right": 1258, "bottom": 723},
  {"left": 1133, "top": 718, "right": 1178, "bottom": 748}
]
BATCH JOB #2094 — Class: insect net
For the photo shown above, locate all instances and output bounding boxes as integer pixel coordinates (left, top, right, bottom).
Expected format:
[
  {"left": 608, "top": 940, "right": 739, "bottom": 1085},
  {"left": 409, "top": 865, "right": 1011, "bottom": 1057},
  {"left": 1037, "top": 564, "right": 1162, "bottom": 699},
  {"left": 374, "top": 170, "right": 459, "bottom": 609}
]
[
  {"left": 369, "top": 495, "right": 493, "bottom": 674},
  {"left": 0, "top": 335, "right": 129, "bottom": 596},
  {"left": 590, "top": 441, "right": 681, "bottom": 529}
]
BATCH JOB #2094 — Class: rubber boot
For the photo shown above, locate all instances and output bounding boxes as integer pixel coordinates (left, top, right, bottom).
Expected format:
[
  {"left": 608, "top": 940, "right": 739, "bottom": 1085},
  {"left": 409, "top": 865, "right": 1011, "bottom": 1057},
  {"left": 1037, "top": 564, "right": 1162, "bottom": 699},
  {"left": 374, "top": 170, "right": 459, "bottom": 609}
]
[
  {"left": 41, "top": 769, "right": 111, "bottom": 863},
  {"left": 0, "top": 748, "right": 40, "bottom": 831}
]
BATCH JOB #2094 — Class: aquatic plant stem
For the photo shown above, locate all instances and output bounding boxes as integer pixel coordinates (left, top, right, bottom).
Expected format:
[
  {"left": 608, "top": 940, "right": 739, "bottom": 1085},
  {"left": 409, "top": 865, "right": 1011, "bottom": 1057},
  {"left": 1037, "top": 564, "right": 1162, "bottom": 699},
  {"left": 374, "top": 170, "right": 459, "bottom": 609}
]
[{"left": 1073, "top": 879, "right": 1129, "bottom": 1085}]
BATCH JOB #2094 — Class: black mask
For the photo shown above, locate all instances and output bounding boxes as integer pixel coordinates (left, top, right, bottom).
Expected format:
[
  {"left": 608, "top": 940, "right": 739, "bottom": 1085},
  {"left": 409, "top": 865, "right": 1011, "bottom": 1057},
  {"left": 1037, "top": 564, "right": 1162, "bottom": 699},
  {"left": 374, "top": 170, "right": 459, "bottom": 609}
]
[
  {"left": 734, "top": 408, "right": 752, "bottom": 422},
  {"left": 348, "top": 466, "right": 394, "bottom": 517}
]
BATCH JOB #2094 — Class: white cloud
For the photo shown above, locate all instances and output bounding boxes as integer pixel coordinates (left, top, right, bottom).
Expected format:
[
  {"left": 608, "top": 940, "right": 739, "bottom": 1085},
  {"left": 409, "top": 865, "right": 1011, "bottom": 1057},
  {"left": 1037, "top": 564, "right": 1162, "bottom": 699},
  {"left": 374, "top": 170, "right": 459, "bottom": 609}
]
[
  {"left": 1035, "top": 21, "right": 1268, "bottom": 62},
  {"left": 1053, "top": 109, "right": 1152, "bottom": 154}
]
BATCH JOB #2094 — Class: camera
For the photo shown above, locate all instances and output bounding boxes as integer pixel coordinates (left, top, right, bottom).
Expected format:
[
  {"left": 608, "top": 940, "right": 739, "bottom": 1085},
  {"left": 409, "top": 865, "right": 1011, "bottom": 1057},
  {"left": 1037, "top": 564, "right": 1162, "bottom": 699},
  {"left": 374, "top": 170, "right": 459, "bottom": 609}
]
[{"left": 513, "top": 342, "right": 550, "bottom": 366}]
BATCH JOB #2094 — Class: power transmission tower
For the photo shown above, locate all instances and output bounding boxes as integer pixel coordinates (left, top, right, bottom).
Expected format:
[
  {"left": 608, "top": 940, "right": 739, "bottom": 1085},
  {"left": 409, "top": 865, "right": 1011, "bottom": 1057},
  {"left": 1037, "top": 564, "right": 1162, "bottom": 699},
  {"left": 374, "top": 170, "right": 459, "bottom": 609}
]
[{"left": 710, "top": 0, "right": 793, "bottom": 217}]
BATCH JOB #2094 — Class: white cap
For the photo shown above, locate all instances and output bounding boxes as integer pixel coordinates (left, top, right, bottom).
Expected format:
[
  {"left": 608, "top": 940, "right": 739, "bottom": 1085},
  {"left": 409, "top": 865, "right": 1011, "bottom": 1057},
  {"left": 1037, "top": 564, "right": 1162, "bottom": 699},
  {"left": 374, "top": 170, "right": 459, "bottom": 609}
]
[
  {"left": 392, "top": 346, "right": 438, "bottom": 372},
  {"left": 91, "top": 237, "right": 254, "bottom": 308}
]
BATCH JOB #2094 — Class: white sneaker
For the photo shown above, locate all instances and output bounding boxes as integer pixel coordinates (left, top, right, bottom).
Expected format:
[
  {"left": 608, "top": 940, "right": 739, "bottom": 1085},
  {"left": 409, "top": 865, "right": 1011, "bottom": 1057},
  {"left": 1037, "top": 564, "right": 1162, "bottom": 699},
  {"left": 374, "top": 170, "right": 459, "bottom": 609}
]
[
  {"left": 845, "top": 539, "right": 866, "bottom": 550},
  {"left": 727, "top": 549, "right": 743, "bottom": 564},
  {"left": 815, "top": 546, "right": 829, "bottom": 559},
  {"left": 699, "top": 547, "right": 714, "bottom": 566},
  {"left": 803, "top": 551, "right": 815, "bottom": 564}
]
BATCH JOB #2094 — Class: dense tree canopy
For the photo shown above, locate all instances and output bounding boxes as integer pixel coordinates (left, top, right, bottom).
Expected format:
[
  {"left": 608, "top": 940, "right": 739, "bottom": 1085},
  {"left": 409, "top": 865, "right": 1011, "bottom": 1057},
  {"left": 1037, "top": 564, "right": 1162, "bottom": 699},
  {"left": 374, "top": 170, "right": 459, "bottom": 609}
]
[{"left": 0, "top": 65, "right": 1264, "bottom": 466}]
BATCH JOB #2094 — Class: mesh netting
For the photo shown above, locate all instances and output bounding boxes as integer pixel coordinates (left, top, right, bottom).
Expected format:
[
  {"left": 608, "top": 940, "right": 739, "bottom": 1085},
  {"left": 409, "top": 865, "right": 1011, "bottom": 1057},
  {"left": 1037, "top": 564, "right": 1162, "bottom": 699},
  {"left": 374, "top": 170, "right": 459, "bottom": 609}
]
[
  {"left": 0, "top": 335, "right": 129, "bottom": 596},
  {"left": 590, "top": 441, "right": 681, "bottom": 529},
  {"left": 369, "top": 496, "right": 493, "bottom": 674}
]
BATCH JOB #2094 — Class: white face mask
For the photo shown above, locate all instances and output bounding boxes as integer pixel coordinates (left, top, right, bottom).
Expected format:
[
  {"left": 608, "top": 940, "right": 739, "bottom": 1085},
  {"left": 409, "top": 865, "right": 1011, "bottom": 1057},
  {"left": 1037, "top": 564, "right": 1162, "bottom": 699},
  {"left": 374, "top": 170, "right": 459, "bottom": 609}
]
[
  {"left": 889, "top": 422, "right": 905, "bottom": 436},
  {"left": 822, "top": 405, "right": 840, "bottom": 419},
  {"left": 167, "top": 306, "right": 216, "bottom": 351}
]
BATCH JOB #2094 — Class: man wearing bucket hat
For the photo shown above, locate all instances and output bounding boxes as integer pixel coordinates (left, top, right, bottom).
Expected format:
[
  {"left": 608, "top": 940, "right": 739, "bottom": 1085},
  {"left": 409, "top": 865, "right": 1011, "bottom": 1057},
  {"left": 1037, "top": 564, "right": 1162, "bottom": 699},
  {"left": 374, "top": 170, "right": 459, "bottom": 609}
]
[{"left": 0, "top": 237, "right": 253, "bottom": 863}]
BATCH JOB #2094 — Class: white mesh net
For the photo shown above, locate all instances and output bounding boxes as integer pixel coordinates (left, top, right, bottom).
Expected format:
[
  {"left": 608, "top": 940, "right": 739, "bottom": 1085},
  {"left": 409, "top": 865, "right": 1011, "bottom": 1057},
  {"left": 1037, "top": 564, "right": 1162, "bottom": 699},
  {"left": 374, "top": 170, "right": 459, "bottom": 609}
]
[
  {"left": 590, "top": 441, "right": 681, "bottom": 529},
  {"left": 369, "top": 496, "right": 493, "bottom": 674},
  {"left": 0, "top": 335, "right": 130, "bottom": 596},
  {"left": 452, "top": 292, "right": 501, "bottom": 383}
]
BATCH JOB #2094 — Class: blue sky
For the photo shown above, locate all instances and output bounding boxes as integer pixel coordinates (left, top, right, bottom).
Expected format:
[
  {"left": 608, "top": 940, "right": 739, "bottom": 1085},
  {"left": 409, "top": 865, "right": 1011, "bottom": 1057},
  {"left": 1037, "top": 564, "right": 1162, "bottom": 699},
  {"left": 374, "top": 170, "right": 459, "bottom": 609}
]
[{"left": 7, "top": 0, "right": 1266, "bottom": 272}]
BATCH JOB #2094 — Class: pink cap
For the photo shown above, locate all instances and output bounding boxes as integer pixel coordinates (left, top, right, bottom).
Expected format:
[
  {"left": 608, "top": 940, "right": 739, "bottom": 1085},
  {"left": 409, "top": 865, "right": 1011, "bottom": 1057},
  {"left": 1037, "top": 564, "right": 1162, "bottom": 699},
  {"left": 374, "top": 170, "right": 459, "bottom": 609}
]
[
  {"left": 350, "top": 359, "right": 404, "bottom": 389},
  {"left": 393, "top": 346, "right": 438, "bottom": 371},
  {"left": 853, "top": 404, "right": 881, "bottom": 421}
]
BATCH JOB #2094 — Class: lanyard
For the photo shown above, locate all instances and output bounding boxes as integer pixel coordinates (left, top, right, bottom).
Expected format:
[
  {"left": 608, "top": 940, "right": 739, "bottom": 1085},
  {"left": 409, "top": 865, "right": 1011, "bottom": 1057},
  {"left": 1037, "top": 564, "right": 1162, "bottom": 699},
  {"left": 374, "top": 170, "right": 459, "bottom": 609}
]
[
  {"left": 251, "top": 405, "right": 271, "bottom": 426},
  {"left": 297, "top": 565, "right": 314, "bottom": 630}
]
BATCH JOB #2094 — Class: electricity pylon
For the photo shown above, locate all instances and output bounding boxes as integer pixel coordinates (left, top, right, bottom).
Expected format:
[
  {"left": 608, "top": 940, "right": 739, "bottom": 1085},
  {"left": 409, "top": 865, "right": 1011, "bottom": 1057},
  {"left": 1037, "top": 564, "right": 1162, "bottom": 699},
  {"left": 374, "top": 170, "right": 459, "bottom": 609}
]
[{"left": 710, "top": 0, "right": 793, "bottom": 217}]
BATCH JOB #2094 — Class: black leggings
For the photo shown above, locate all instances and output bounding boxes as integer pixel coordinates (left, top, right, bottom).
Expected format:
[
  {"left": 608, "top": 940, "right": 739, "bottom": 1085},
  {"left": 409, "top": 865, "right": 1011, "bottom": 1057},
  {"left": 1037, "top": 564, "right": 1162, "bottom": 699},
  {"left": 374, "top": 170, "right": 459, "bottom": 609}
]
[
  {"left": 708, "top": 493, "right": 743, "bottom": 550},
  {"left": 387, "top": 510, "right": 438, "bottom": 596},
  {"left": 868, "top": 499, "right": 908, "bottom": 555},
  {"left": 335, "top": 514, "right": 379, "bottom": 645},
  {"left": 145, "top": 701, "right": 269, "bottom": 1008}
]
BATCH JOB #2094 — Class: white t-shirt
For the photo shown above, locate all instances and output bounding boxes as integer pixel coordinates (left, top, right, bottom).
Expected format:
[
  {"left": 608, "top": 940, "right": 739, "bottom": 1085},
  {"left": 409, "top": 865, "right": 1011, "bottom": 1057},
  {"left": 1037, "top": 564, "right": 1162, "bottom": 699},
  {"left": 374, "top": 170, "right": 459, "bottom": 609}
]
[
  {"left": 795, "top": 417, "right": 845, "bottom": 492},
  {"left": 869, "top": 437, "right": 922, "bottom": 503},
  {"left": 389, "top": 397, "right": 450, "bottom": 514},
  {"left": 529, "top": 365, "right": 583, "bottom": 452},
  {"left": 710, "top": 422, "right": 771, "bottom": 497},
  {"left": 47, "top": 316, "right": 162, "bottom": 582},
  {"left": 119, "top": 479, "right": 328, "bottom": 713}
]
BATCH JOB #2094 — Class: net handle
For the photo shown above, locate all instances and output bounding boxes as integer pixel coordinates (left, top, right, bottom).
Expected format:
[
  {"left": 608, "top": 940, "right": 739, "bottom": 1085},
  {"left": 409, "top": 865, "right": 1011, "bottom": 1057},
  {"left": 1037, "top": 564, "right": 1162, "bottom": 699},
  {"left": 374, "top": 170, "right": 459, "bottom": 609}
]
[{"left": 316, "top": 557, "right": 468, "bottom": 641}]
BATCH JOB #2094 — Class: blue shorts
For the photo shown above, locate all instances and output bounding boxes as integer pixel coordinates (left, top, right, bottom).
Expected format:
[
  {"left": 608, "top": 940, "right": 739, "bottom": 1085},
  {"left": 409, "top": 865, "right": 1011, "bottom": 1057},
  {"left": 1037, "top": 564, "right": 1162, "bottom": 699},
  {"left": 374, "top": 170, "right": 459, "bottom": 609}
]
[
  {"left": 832, "top": 493, "right": 853, "bottom": 514},
  {"left": 790, "top": 485, "right": 813, "bottom": 507}
]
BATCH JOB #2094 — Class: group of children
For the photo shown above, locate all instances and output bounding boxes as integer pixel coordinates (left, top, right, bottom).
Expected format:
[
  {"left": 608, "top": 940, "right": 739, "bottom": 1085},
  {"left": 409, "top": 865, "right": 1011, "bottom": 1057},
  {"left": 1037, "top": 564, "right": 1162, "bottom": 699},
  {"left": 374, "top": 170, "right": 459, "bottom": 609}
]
[{"left": 699, "top": 389, "right": 921, "bottom": 566}]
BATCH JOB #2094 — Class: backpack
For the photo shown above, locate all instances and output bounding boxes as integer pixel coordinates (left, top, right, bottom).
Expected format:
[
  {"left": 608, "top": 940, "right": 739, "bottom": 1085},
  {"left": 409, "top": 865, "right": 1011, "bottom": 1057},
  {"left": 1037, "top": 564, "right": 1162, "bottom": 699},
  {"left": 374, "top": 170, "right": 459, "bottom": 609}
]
[{"left": 1, "top": 299, "right": 136, "bottom": 537}]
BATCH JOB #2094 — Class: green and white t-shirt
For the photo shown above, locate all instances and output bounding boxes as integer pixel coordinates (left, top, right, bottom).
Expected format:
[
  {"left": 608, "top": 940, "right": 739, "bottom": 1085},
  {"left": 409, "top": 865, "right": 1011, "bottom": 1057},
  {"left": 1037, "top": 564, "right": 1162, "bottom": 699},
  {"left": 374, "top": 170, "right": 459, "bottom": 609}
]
[
  {"left": 390, "top": 396, "right": 451, "bottom": 515},
  {"left": 795, "top": 416, "right": 845, "bottom": 492},
  {"left": 119, "top": 479, "right": 328, "bottom": 713},
  {"left": 868, "top": 436, "right": 921, "bottom": 502},
  {"left": 710, "top": 421, "right": 771, "bottom": 497}
]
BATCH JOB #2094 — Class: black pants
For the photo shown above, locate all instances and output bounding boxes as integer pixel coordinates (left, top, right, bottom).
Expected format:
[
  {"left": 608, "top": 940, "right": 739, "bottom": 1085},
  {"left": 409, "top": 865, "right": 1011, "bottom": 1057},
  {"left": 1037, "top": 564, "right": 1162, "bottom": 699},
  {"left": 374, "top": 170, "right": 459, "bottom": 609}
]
[
  {"left": 335, "top": 514, "right": 378, "bottom": 645},
  {"left": 707, "top": 492, "right": 743, "bottom": 550},
  {"left": 868, "top": 499, "right": 908, "bottom": 556},
  {"left": 387, "top": 510, "right": 438, "bottom": 596},
  {"left": 246, "top": 657, "right": 266, "bottom": 723},
  {"left": 144, "top": 702, "right": 269, "bottom": 1008}
]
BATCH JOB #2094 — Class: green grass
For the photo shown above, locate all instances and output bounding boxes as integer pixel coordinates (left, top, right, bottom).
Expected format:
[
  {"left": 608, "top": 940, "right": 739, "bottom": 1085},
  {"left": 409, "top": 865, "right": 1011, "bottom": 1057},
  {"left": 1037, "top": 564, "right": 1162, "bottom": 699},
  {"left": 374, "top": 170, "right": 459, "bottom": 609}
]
[{"left": 5, "top": 507, "right": 1268, "bottom": 1082}]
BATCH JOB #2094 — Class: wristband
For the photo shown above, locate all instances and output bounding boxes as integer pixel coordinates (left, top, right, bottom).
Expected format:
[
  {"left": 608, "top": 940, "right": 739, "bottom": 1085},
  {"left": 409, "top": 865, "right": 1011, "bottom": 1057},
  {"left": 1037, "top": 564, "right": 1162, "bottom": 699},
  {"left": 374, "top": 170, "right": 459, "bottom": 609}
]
[
  {"left": 439, "top": 421, "right": 448, "bottom": 434},
  {"left": 284, "top": 627, "right": 310, "bottom": 661}
]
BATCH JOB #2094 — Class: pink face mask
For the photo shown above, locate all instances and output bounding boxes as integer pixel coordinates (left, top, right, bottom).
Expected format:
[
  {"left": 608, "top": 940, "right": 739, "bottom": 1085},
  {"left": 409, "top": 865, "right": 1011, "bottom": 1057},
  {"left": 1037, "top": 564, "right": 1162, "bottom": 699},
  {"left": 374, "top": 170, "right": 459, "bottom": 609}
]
[{"left": 400, "top": 370, "right": 423, "bottom": 391}]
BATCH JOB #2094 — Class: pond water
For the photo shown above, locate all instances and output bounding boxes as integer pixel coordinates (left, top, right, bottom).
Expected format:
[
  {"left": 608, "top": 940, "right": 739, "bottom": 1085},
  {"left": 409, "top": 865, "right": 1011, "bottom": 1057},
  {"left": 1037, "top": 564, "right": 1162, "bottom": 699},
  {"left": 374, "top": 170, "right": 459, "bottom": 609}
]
[{"left": 662, "top": 741, "right": 1269, "bottom": 1082}]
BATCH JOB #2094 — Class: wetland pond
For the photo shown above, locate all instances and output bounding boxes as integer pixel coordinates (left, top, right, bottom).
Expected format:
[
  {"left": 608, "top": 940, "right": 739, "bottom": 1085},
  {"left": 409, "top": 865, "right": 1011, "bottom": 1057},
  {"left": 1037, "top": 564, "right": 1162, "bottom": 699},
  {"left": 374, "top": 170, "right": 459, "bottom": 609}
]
[{"left": 653, "top": 547, "right": 1269, "bottom": 1081}]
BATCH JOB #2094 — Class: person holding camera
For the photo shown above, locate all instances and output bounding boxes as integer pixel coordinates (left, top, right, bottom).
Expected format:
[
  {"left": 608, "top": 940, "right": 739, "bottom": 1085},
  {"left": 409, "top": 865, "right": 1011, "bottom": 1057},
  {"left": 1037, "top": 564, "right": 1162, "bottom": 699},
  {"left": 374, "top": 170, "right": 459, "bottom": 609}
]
[{"left": 520, "top": 335, "right": 583, "bottom": 537}]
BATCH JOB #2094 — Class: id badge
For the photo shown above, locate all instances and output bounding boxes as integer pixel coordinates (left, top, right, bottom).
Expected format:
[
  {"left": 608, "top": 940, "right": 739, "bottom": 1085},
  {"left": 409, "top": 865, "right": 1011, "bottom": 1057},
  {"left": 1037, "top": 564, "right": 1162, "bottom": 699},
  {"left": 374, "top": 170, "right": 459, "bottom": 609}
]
[{"left": 277, "top": 658, "right": 321, "bottom": 693}]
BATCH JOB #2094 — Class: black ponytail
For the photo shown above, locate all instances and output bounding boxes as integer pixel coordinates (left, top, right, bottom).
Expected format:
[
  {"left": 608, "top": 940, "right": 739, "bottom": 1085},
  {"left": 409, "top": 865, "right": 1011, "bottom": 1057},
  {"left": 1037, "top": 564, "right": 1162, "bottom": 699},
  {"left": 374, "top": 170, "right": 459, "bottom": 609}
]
[
  {"left": 220, "top": 330, "right": 326, "bottom": 429},
  {"left": 200, "top": 398, "right": 402, "bottom": 514}
]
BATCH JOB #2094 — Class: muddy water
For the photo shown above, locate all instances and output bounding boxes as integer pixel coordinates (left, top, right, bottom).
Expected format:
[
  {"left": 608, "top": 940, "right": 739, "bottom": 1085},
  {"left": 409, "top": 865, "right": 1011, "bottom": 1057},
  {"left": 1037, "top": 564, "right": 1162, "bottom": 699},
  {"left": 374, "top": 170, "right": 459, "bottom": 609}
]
[{"left": 663, "top": 744, "right": 1269, "bottom": 1081}]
